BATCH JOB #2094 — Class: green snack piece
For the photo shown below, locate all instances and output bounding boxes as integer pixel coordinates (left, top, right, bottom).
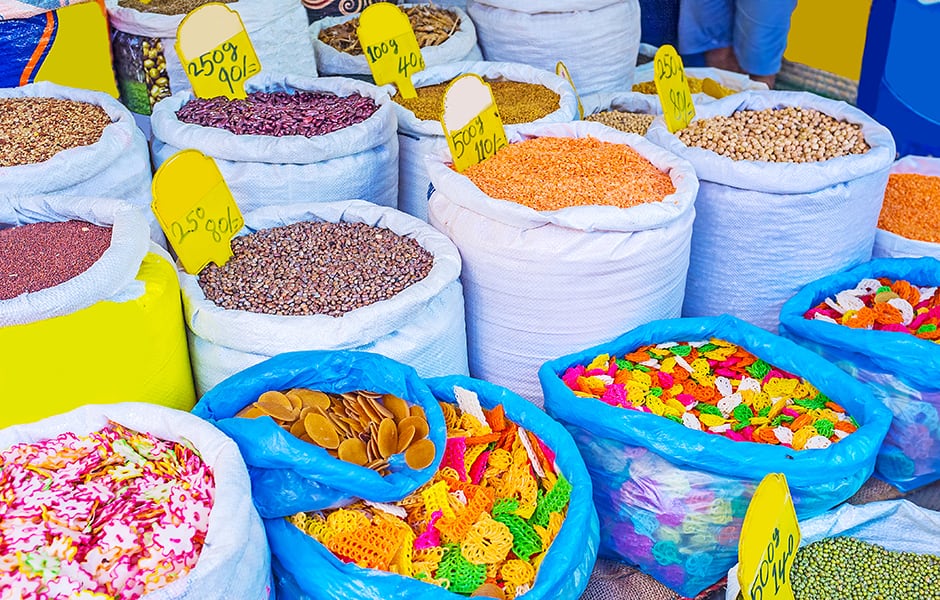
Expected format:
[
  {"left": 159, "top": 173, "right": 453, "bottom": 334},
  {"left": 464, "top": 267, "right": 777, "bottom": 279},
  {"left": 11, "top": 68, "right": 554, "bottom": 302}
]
[
  {"left": 814, "top": 419, "right": 835, "bottom": 438},
  {"left": 665, "top": 414, "right": 683, "bottom": 424},
  {"left": 732, "top": 404, "right": 755, "bottom": 423},
  {"left": 746, "top": 359, "right": 771, "bottom": 380},
  {"left": 437, "top": 545, "right": 486, "bottom": 594},
  {"left": 697, "top": 343, "right": 718, "bottom": 354},
  {"left": 876, "top": 285, "right": 892, "bottom": 294},
  {"left": 795, "top": 397, "right": 827, "bottom": 411},
  {"left": 671, "top": 345, "right": 693, "bottom": 356},
  {"left": 649, "top": 387, "right": 663, "bottom": 397},
  {"left": 758, "top": 406, "right": 772, "bottom": 418},
  {"left": 530, "top": 474, "right": 572, "bottom": 528},
  {"left": 697, "top": 404, "right": 723, "bottom": 417},
  {"left": 918, "top": 323, "right": 938, "bottom": 334},
  {"left": 493, "top": 511, "right": 543, "bottom": 561},
  {"left": 616, "top": 358, "right": 634, "bottom": 370},
  {"left": 492, "top": 497, "right": 519, "bottom": 517}
]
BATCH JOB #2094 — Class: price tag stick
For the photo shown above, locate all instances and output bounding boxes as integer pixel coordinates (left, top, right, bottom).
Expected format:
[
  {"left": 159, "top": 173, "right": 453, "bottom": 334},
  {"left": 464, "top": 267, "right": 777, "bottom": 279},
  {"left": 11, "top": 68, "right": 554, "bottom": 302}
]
[
  {"left": 738, "top": 473, "right": 801, "bottom": 600},
  {"left": 357, "top": 3, "right": 425, "bottom": 99},
  {"left": 176, "top": 3, "right": 261, "bottom": 100},
  {"left": 653, "top": 44, "right": 695, "bottom": 133},
  {"left": 151, "top": 150, "right": 245, "bottom": 275},
  {"left": 440, "top": 74, "right": 508, "bottom": 173},
  {"left": 555, "top": 61, "right": 584, "bottom": 120}
]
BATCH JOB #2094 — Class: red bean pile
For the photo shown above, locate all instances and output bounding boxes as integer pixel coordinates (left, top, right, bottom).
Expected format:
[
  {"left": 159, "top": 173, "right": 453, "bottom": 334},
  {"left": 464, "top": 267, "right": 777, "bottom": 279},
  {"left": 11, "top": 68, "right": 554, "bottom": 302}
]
[
  {"left": 198, "top": 221, "right": 434, "bottom": 317},
  {"left": 176, "top": 91, "right": 378, "bottom": 137},
  {"left": 0, "top": 221, "right": 112, "bottom": 300}
]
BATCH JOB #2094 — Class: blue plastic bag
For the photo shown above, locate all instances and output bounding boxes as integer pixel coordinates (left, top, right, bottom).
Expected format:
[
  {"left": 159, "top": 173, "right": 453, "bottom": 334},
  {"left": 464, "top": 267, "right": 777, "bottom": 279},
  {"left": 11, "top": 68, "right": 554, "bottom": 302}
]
[
  {"left": 192, "top": 350, "right": 446, "bottom": 518},
  {"left": 539, "top": 315, "right": 891, "bottom": 598},
  {"left": 780, "top": 257, "right": 940, "bottom": 492},
  {"left": 268, "top": 375, "right": 600, "bottom": 600}
]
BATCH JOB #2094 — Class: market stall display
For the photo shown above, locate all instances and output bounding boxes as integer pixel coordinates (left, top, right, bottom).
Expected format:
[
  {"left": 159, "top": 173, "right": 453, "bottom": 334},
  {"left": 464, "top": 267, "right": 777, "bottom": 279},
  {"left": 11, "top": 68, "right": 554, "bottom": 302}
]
[
  {"left": 725, "top": 500, "right": 940, "bottom": 600},
  {"left": 427, "top": 121, "right": 698, "bottom": 404},
  {"left": 0, "top": 196, "right": 195, "bottom": 429},
  {"left": 466, "top": 0, "right": 641, "bottom": 96},
  {"left": 780, "top": 258, "right": 940, "bottom": 492},
  {"left": 0, "top": 82, "right": 155, "bottom": 238},
  {"left": 540, "top": 315, "right": 891, "bottom": 597},
  {"left": 311, "top": 3, "right": 481, "bottom": 78},
  {"left": 106, "top": 0, "right": 316, "bottom": 118},
  {"left": 647, "top": 91, "right": 896, "bottom": 332},
  {"left": 0, "top": 402, "right": 271, "bottom": 600},
  {"left": 151, "top": 75, "right": 399, "bottom": 212},
  {"left": 268, "top": 375, "right": 599, "bottom": 600},
  {"left": 873, "top": 156, "right": 940, "bottom": 260},
  {"left": 390, "top": 61, "right": 578, "bottom": 221},
  {"left": 192, "top": 351, "right": 448, "bottom": 518},
  {"left": 179, "top": 201, "right": 468, "bottom": 395}
]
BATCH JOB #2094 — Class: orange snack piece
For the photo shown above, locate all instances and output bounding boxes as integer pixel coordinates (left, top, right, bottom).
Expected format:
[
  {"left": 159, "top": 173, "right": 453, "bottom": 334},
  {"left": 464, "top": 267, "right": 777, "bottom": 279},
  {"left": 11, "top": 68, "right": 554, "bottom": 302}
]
[{"left": 461, "top": 136, "right": 676, "bottom": 212}]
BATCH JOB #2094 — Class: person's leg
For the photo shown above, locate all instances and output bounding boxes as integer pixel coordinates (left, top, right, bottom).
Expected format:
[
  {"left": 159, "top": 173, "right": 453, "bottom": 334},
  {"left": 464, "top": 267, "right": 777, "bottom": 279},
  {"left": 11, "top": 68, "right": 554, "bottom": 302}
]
[
  {"left": 678, "top": 0, "right": 740, "bottom": 72},
  {"left": 732, "top": 0, "right": 799, "bottom": 87}
]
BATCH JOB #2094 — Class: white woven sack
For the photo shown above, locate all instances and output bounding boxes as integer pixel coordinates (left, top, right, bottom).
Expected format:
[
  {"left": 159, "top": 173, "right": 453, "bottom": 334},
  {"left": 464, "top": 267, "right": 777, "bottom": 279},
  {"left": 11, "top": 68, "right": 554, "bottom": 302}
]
[
  {"left": 582, "top": 91, "right": 662, "bottom": 119},
  {"left": 0, "top": 82, "right": 154, "bottom": 234},
  {"left": 180, "top": 200, "right": 469, "bottom": 395},
  {"left": 647, "top": 91, "right": 897, "bottom": 332},
  {"left": 151, "top": 74, "right": 399, "bottom": 212},
  {"left": 309, "top": 4, "right": 481, "bottom": 77},
  {"left": 391, "top": 60, "right": 580, "bottom": 221},
  {"left": 106, "top": 0, "right": 316, "bottom": 96},
  {"left": 466, "top": 0, "right": 641, "bottom": 96},
  {"left": 0, "top": 195, "right": 152, "bottom": 328},
  {"left": 426, "top": 121, "right": 699, "bottom": 404},
  {"left": 873, "top": 156, "right": 940, "bottom": 260},
  {"left": 0, "top": 402, "right": 272, "bottom": 600},
  {"left": 632, "top": 65, "right": 768, "bottom": 104},
  {"left": 725, "top": 500, "right": 940, "bottom": 599}
]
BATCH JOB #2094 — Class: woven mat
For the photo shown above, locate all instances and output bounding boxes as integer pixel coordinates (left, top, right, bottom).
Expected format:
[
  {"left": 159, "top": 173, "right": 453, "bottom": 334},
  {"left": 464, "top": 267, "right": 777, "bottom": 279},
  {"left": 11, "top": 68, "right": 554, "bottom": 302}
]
[
  {"left": 580, "top": 477, "right": 940, "bottom": 600},
  {"left": 775, "top": 59, "right": 859, "bottom": 104}
]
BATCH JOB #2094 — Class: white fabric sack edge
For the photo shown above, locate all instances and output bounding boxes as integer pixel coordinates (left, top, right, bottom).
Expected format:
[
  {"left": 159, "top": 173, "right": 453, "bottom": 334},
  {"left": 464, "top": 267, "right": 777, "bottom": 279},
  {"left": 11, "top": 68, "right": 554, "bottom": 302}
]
[
  {"left": 150, "top": 73, "right": 395, "bottom": 164},
  {"left": 632, "top": 65, "right": 768, "bottom": 104},
  {"left": 873, "top": 156, "right": 940, "bottom": 259},
  {"left": 469, "top": 0, "right": 622, "bottom": 13},
  {"left": 424, "top": 120, "right": 699, "bottom": 232},
  {"left": 0, "top": 81, "right": 147, "bottom": 194},
  {"left": 106, "top": 0, "right": 304, "bottom": 39},
  {"left": 0, "top": 402, "right": 270, "bottom": 600},
  {"left": 581, "top": 90, "right": 663, "bottom": 117},
  {"left": 179, "top": 200, "right": 462, "bottom": 354},
  {"left": 725, "top": 500, "right": 940, "bottom": 599},
  {"left": 309, "top": 4, "right": 479, "bottom": 76},
  {"left": 647, "top": 90, "right": 897, "bottom": 194},
  {"left": 0, "top": 196, "right": 151, "bottom": 328},
  {"left": 389, "top": 60, "right": 580, "bottom": 137}
]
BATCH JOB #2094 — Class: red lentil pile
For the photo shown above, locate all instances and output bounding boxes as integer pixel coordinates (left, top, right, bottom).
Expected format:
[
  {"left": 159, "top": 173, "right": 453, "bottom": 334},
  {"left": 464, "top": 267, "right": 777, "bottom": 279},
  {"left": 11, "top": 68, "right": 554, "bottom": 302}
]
[
  {"left": 879, "top": 173, "right": 940, "bottom": 243},
  {"left": 461, "top": 136, "right": 675, "bottom": 211},
  {"left": 0, "top": 221, "right": 112, "bottom": 300}
]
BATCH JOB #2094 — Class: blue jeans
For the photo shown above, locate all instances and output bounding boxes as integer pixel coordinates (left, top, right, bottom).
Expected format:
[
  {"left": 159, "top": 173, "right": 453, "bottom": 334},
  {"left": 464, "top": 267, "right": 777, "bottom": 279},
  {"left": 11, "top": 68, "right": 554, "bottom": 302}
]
[{"left": 678, "top": 0, "right": 798, "bottom": 76}]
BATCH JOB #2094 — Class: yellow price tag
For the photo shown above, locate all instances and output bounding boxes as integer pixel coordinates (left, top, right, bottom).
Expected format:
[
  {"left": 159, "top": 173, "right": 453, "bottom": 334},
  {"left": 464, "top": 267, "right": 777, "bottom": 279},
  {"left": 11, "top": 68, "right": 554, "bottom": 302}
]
[
  {"left": 176, "top": 3, "right": 261, "bottom": 100},
  {"left": 441, "top": 74, "right": 508, "bottom": 173},
  {"left": 653, "top": 44, "right": 695, "bottom": 133},
  {"left": 738, "top": 474, "right": 801, "bottom": 600},
  {"left": 555, "top": 61, "right": 584, "bottom": 120},
  {"left": 151, "top": 150, "right": 245, "bottom": 275},
  {"left": 357, "top": 3, "right": 425, "bottom": 98}
]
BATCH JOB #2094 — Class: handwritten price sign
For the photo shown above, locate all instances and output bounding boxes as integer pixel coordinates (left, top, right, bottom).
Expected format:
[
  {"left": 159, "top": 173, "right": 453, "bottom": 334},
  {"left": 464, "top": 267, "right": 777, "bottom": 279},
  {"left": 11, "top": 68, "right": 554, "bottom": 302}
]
[
  {"left": 151, "top": 150, "right": 245, "bottom": 275},
  {"left": 738, "top": 474, "right": 801, "bottom": 600},
  {"left": 357, "top": 3, "right": 424, "bottom": 98},
  {"left": 176, "top": 3, "right": 261, "bottom": 99},
  {"left": 653, "top": 44, "right": 695, "bottom": 133},
  {"left": 441, "top": 74, "right": 508, "bottom": 173}
]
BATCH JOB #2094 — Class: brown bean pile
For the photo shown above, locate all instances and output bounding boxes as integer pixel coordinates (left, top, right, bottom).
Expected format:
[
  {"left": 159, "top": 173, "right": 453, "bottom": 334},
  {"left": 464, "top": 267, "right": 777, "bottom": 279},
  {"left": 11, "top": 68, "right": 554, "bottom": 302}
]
[
  {"left": 0, "top": 221, "right": 112, "bottom": 300},
  {"left": 176, "top": 91, "right": 378, "bottom": 137},
  {"left": 677, "top": 106, "right": 870, "bottom": 162},
  {"left": 395, "top": 80, "right": 559, "bottom": 124},
  {"left": 0, "top": 98, "right": 111, "bottom": 167},
  {"left": 198, "top": 221, "right": 434, "bottom": 317},
  {"left": 117, "top": 0, "right": 233, "bottom": 15},
  {"left": 585, "top": 111, "right": 655, "bottom": 136},
  {"left": 319, "top": 4, "right": 460, "bottom": 55}
]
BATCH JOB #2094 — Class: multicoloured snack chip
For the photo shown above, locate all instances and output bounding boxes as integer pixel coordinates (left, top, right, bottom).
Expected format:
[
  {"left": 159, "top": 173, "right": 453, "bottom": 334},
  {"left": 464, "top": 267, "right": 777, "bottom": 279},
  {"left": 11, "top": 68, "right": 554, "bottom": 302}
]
[
  {"left": 289, "top": 388, "right": 570, "bottom": 598},
  {"left": 0, "top": 422, "right": 214, "bottom": 599},
  {"left": 804, "top": 277, "right": 940, "bottom": 343},
  {"left": 560, "top": 339, "right": 858, "bottom": 448}
]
